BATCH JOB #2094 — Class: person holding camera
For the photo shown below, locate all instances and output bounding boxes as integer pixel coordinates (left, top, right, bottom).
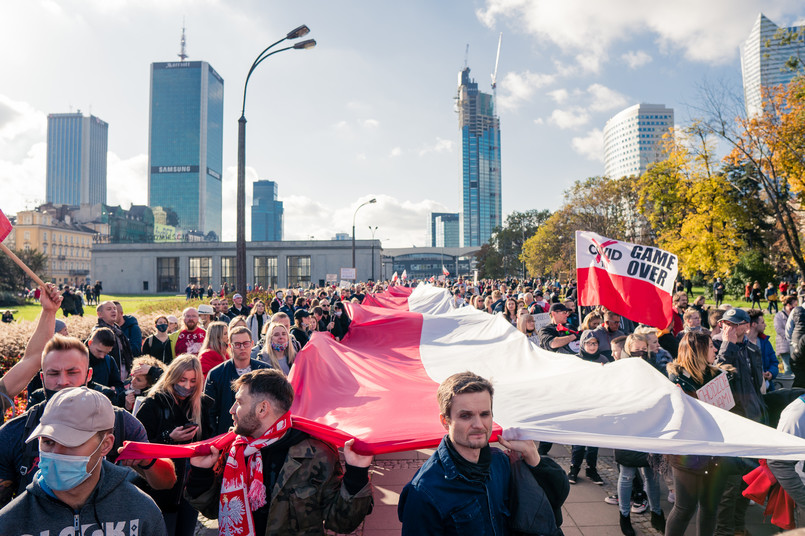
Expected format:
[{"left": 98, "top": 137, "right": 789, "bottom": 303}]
[{"left": 134, "top": 354, "right": 213, "bottom": 536}]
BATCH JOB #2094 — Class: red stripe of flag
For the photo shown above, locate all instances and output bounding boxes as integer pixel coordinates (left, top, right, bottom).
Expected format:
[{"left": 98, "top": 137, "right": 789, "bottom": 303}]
[{"left": 0, "top": 209, "right": 12, "bottom": 243}]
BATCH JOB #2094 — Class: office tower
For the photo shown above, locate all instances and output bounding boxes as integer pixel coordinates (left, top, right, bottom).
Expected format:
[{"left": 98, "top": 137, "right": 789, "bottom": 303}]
[
  {"left": 147, "top": 35, "right": 224, "bottom": 239},
  {"left": 457, "top": 67, "right": 501, "bottom": 247},
  {"left": 741, "top": 13, "right": 805, "bottom": 118},
  {"left": 428, "top": 212, "right": 460, "bottom": 247},
  {"left": 46, "top": 113, "right": 108, "bottom": 206},
  {"left": 251, "top": 180, "right": 283, "bottom": 241},
  {"left": 603, "top": 104, "right": 674, "bottom": 179}
]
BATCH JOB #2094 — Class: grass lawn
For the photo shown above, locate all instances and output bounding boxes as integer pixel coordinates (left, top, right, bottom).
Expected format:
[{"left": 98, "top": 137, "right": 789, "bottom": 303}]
[{"left": 4, "top": 294, "right": 186, "bottom": 322}]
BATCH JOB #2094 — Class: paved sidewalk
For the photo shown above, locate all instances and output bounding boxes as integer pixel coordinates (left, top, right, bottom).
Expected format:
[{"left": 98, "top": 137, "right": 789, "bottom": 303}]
[{"left": 196, "top": 443, "right": 781, "bottom": 535}]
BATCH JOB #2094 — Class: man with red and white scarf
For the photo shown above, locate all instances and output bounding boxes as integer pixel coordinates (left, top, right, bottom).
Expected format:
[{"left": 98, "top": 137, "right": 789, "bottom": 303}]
[{"left": 186, "top": 369, "right": 373, "bottom": 535}]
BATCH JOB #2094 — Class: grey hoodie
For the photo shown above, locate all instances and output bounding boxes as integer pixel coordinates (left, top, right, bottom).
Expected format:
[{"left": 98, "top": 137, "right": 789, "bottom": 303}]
[{"left": 0, "top": 460, "right": 166, "bottom": 535}]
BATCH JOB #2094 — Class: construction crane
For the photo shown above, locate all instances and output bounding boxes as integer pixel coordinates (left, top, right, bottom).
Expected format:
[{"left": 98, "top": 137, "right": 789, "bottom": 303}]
[{"left": 490, "top": 32, "right": 502, "bottom": 109}]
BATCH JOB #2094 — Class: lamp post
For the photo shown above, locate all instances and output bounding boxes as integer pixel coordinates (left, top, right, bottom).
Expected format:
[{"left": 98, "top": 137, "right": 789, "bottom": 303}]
[
  {"left": 236, "top": 25, "right": 316, "bottom": 297},
  {"left": 368, "top": 225, "right": 378, "bottom": 281},
  {"left": 351, "top": 198, "right": 376, "bottom": 280}
]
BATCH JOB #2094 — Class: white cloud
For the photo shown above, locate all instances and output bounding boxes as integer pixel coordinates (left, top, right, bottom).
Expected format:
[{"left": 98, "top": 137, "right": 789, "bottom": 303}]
[
  {"left": 549, "top": 107, "right": 590, "bottom": 129},
  {"left": 476, "top": 0, "right": 791, "bottom": 64},
  {"left": 106, "top": 153, "right": 148, "bottom": 208},
  {"left": 533, "top": 118, "right": 544, "bottom": 125},
  {"left": 547, "top": 89, "right": 569, "bottom": 103},
  {"left": 497, "top": 70, "right": 555, "bottom": 110},
  {"left": 571, "top": 128, "right": 604, "bottom": 161},
  {"left": 587, "top": 83, "right": 629, "bottom": 112},
  {"left": 389, "top": 146, "right": 402, "bottom": 157},
  {"left": 419, "top": 137, "right": 453, "bottom": 156},
  {"left": 279, "top": 194, "right": 450, "bottom": 248},
  {"left": 622, "top": 50, "right": 652, "bottom": 69},
  {"left": 362, "top": 119, "right": 380, "bottom": 128},
  {"left": 0, "top": 95, "right": 47, "bottom": 214}
]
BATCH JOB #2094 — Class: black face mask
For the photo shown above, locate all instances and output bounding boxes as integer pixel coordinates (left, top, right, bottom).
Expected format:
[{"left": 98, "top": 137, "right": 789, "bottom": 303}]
[
  {"left": 630, "top": 350, "right": 648, "bottom": 358},
  {"left": 156, "top": 324, "right": 168, "bottom": 333}
]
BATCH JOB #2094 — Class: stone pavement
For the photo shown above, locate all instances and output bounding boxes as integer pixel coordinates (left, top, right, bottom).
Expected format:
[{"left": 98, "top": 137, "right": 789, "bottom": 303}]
[{"left": 195, "top": 443, "right": 781, "bottom": 535}]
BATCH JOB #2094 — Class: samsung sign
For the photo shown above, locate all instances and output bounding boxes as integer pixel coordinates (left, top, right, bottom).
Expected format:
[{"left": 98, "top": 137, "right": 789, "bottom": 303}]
[{"left": 151, "top": 165, "right": 199, "bottom": 174}]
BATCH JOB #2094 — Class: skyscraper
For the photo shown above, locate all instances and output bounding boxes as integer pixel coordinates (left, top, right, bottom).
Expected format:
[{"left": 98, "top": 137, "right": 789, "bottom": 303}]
[
  {"left": 251, "top": 180, "right": 283, "bottom": 241},
  {"left": 457, "top": 67, "right": 501, "bottom": 247},
  {"left": 740, "top": 13, "right": 805, "bottom": 118},
  {"left": 148, "top": 43, "right": 224, "bottom": 239},
  {"left": 428, "top": 212, "right": 460, "bottom": 247},
  {"left": 46, "top": 113, "right": 108, "bottom": 206},
  {"left": 603, "top": 104, "right": 674, "bottom": 179}
]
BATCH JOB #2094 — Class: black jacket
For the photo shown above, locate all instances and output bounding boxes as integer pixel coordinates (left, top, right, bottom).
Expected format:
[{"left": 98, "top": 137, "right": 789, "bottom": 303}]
[
  {"left": 789, "top": 306, "right": 805, "bottom": 365},
  {"left": 204, "top": 359, "right": 270, "bottom": 436},
  {"left": 94, "top": 319, "right": 134, "bottom": 376}
]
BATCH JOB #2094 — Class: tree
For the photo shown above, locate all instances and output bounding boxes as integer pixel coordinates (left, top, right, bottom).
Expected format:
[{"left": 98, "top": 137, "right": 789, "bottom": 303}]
[
  {"left": 475, "top": 243, "right": 504, "bottom": 279},
  {"left": 0, "top": 249, "right": 48, "bottom": 292},
  {"left": 476, "top": 209, "right": 551, "bottom": 279}
]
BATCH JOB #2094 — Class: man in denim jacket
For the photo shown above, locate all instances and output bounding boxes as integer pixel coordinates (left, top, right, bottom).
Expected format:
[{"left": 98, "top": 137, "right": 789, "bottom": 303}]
[{"left": 398, "top": 372, "right": 567, "bottom": 535}]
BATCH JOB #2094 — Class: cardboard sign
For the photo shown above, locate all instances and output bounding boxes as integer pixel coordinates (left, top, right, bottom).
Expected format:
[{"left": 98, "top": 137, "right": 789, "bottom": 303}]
[
  {"left": 339, "top": 280, "right": 352, "bottom": 289},
  {"left": 696, "top": 372, "right": 735, "bottom": 411},
  {"left": 532, "top": 312, "right": 551, "bottom": 329},
  {"left": 340, "top": 268, "right": 356, "bottom": 280},
  {"left": 326, "top": 273, "right": 338, "bottom": 284}
]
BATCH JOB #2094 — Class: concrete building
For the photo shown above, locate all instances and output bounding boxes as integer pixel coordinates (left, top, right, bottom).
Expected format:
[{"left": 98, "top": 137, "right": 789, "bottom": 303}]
[
  {"left": 458, "top": 67, "right": 501, "bottom": 247},
  {"left": 148, "top": 54, "right": 224, "bottom": 239},
  {"left": 9, "top": 210, "right": 97, "bottom": 286},
  {"left": 741, "top": 13, "right": 805, "bottom": 118},
  {"left": 251, "top": 180, "right": 283, "bottom": 241},
  {"left": 381, "top": 247, "right": 479, "bottom": 281},
  {"left": 604, "top": 103, "right": 674, "bottom": 179},
  {"left": 46, "top": 113, "right": 108, "bottom": 206},
  {"left": 92, "top": 239, "right": 381, "bottom": 294}
]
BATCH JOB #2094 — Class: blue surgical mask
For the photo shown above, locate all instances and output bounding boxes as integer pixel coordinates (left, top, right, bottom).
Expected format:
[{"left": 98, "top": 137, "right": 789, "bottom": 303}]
[{"left": 37, "top": 435, "right": 106, "bottom": 491}]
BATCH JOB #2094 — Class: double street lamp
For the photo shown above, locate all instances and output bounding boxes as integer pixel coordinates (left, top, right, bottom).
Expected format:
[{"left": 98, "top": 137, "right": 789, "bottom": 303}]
[
  {"left": 352, "top": 198, "right": 376, "bottom": 281},
  {"left": 236, "top": 25, "right": 316, "bottom": 297}
]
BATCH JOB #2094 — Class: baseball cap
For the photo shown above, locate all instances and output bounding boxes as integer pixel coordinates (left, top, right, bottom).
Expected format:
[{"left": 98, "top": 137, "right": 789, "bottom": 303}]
[
  {"left": 549, "top": 303, "right": 571, "bottom": 313},
  {"left": 167, "top": 315, "right": 178, "bottom": 324},
  {"left": 27, "top": 387, "right": 115, "bottom": 447},
  {"left": 233, "top": 293, "right": 243, "bottom": 300},
  {"left": 721, "top": 308, "right": 750, "bottom": 325},
  {"left": 294, "top": 309, "right": 311, "bottom": 320},
  {"left": 197, "top": 304, "right": 214, "bottom": 315}
]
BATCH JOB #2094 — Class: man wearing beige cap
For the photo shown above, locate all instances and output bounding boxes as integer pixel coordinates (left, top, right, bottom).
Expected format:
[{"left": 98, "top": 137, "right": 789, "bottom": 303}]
[{"left": 0, "top": 387, "right": 167, "bottom": 534}]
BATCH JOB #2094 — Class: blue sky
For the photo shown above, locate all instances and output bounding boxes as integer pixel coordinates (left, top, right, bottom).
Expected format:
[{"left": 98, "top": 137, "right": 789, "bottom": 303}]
[{"left": 1, "top": 0, "right": 802, "bottom": 247}]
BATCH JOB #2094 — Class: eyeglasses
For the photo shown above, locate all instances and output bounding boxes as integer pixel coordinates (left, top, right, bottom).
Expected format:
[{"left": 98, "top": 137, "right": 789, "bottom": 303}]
[{"left": 231, "top": 341, "right": 251, "bottom": 349}]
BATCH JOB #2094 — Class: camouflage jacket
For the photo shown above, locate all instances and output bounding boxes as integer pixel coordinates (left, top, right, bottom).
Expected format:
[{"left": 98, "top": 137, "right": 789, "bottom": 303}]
[{"left": 186, "top": 435, "right": 373, "bottom": 535}]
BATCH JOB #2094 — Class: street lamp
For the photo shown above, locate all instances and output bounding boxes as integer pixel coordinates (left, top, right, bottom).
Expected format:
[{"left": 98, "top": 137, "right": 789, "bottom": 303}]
[
  {"left": 236, "top": 25, "right": 316, "bottom": 297},
  {"left": 368, "top": 225, "right": 378, "bottom": 281},
  {"left": 352, "top": 198, "right": 376, "bottom": 280}
]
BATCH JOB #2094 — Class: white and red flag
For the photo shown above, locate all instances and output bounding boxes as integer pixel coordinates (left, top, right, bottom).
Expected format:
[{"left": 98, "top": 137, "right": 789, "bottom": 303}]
[
  {"left": 119, "top": 284, "right": 805, "bottom": 461},
  {"left": 391, "top": 271, "right": 398, "bottom": 283},
  {"left": 442, "top": 265, "right": 449, "bottom": 277},
  {"left": 401, "top": 269, "right": 407, "bottom": 280},
  {"left": 576, "top": 231, "right": 678, "bottom": 328},
  {"left": 0, "top": 209, "right": 12, "bottom": 243}
]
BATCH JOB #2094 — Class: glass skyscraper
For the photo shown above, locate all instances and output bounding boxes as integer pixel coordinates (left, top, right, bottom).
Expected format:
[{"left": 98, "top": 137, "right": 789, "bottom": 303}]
[
  {"left": 741, "top": 13, "right": 805, "bottom": 118},
  {"left": 46, "top": 113, "right": 108, "bottom": 206},
  {"left": 458, "top": 67, "right": 501, "bottom": 247},
  {"left": 428, "top": 212, "right": 460, "bottom": 247},
  {"left": 148, "top": 60, "right": 224, "bottom": 239},
  {"left": 603, "top": 104, "right": 674, "bottom": 179},
  {"left": 251, "top": 180, "right": 283, "bottom": 241}
]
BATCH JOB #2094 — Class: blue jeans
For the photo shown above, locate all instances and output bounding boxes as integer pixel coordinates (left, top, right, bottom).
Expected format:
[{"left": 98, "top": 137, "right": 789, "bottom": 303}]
[{"left": 618, "top": 464, "right": 661, "bottom": 517}]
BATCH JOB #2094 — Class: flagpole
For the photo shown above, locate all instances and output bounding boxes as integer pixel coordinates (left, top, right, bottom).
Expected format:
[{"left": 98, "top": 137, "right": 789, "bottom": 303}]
[{"left": 0, "top": 243, "right": 47, "bottom": 289}]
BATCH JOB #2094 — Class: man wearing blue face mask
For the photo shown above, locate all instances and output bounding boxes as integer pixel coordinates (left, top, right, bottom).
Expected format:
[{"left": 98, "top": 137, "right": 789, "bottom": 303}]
[{"left": 0, "top": 387, "right": 167, "bottom": 534}]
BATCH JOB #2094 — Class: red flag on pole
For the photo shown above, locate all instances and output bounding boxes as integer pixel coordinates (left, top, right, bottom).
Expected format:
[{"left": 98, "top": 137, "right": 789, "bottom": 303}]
[
  {"left": 576, "top": 231, "right": 678, "bottom": 328},
  {"left": 0, "top": 209, "right": 12, "bottom": 243}
]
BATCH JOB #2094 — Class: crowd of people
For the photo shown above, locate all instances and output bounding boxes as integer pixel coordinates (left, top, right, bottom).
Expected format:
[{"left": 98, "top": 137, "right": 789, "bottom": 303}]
[{"left": 2, "top": 276, "right": 805, "bottom": 535}]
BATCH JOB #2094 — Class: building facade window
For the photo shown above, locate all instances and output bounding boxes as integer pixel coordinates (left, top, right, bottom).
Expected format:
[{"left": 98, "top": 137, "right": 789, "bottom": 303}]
[
  {"left": 221, "top": 256, "right": 236, "bottom": 289},
  {"left": 286, "top": 256, "right": 311, "bottom": 288},
  {"left": 189, "top": 257, "right": 212, "bottom": 288},
  {"left": 254, "top": 256, "right": 278, "bottom": 289},
  {"left": 157, "top": 257, "right": 180, "bottom": 293}
]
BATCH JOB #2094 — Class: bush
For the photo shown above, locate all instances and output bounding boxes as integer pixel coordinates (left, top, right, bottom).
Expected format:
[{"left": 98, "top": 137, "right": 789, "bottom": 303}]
[
  {"left": 0, "top": 291, "right": 25, "bottom": 307},
  {"left": 725, "top": 251, "right": 776, "bottom": 298}
]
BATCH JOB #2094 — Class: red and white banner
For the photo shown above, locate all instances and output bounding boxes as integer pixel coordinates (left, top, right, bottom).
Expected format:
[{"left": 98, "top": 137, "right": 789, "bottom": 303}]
[
  {"left": 442, "top": 265, "right": 449, "bottom": 277},
  {"left": 119, "top": 284, "right": 805, "bottom": 461},
  {"left": 576, "top": 231, "right": 678, "bottom": 328},
  {"left": 0, "top": 209, "right": 12, "bottom": 243}
]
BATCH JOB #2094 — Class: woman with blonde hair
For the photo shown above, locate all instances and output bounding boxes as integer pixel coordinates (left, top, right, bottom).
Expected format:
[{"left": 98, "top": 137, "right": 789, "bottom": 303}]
[
  {"left": 258, "top": 321, "right": 297, "bottom": 374},
  {"left": 198, "top": 321, "right": 228, "bottom": 377},
  {"left": 228, "top": 315, "right": 248, "bottom": 331},
  {"left": 516, "top": 311, "right": 539, "bottom": 344},
  {"left": 665, "top": 331, "right": 733, "bottom": 536},
  {"left": 245, "top": 300, "right": 269, "bottom": 342},
  {"left": 580, "top": 311, "right": 603, "bottom": 332},
  {"left": 135, "top": 354, "right": 213, "bottom": 535}
]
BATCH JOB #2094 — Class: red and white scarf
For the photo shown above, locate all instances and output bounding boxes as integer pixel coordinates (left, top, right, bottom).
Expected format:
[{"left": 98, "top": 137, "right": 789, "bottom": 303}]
[{"left": 219, "top": 411, "right": 292, "bottom": 536}]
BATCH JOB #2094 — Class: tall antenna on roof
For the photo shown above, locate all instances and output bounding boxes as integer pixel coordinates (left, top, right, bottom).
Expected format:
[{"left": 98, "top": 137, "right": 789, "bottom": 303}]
[{"left": 178, "top": 19, "right": 188, "bottom": 61}]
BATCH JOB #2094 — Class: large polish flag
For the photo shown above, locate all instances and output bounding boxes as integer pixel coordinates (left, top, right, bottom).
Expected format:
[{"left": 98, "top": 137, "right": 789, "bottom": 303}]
[
  {"left": 576, "top": 231, "right": 678, "bottom": 328},
  {"left": 287, "top": 284, "right": 805, "bottom": 459}
]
